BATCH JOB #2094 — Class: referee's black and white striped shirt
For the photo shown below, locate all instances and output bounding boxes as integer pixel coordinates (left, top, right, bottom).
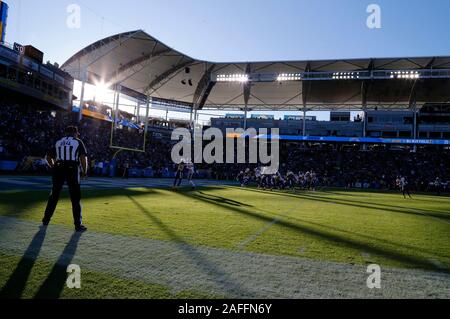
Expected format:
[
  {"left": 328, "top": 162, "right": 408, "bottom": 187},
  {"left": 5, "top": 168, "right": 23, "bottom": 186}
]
[{"left": 49, "top": 137, "right": 88, "bottom": 164}]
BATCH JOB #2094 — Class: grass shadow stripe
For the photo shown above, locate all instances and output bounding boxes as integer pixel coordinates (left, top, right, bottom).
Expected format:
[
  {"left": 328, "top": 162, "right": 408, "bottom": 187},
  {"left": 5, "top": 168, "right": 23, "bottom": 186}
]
[{"left": 178, "top": 189, "right": 449, "bottom": 272}]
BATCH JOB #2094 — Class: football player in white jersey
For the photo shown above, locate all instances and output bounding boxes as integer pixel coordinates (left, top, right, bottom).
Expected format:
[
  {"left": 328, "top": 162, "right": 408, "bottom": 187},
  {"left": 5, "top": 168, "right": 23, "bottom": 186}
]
[
  {"left": 399, "top": 176, "right": 412, "bottom": 199},
  {"left": 187, "top": 162, "right": 196, "bottom": 189}
]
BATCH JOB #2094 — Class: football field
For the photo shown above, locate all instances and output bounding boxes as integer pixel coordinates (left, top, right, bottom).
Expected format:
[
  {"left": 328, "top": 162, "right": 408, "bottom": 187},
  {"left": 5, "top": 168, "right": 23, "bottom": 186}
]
[{"left": 0, "top": 177, "right": 449, "bottom": 299}]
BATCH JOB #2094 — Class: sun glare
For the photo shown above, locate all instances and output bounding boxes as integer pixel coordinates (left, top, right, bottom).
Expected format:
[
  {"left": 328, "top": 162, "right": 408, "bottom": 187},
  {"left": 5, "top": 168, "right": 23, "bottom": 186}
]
[{"left": 94, "top": 81, "right": 110, "bottom": 103}]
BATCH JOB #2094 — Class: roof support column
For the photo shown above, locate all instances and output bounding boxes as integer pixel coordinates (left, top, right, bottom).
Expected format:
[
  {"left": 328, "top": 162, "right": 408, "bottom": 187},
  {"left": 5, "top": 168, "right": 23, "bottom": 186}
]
[
  {"left": 301, "top": 63, "right": 312, "bottom": 137},
  {"left": 302, "top": 107, "right": 307, "bottom": 136},
  {"left": 362, "top": 108, "right": 368, "bottom": 151},
  {"left": 78, "top": 69, "right": 87, "bottom": 122},
  {"left": 362, "top": 81, "right": 368, "bottom": 138},
  {"left": 110, "top": 84, "right": 121, "bottom": 148},
  {"left": 301, "top": 78, "right": 311, "bottom": 137},
  {"left": 408, "top": 78, "right": 419, "bottom": 152},
  {"left": 115, "top": 85, "right": 121, "bottom": 124},
  {"left": 361, "top": 81, "right": 368, "bottom": 150},
  {"left": 243, "top": 64, "right": 251, "bottom": 131},
  {"left": 412, "top": 100, "right": 418, "bottom": 153},
  {"left": 189, "top": 107, "right": 194, "bottom": 130},
  {"left": 243, "top": 105, "right": 248, "bottom": 131},
  {"left": 140, "top": 96, "right": 151, "bottom": 153},
  {"left": 193, "top": 63, "right": 216, "bottom": 111},
  {"left": 193, "top": 105, "right": 198, "bottom": 128},
  {"left": 362, "top": 108, "right": 367, "bottom": 137}
]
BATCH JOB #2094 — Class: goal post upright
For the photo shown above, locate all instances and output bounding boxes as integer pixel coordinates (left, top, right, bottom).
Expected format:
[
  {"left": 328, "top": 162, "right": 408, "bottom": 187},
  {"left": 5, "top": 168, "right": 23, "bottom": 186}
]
[
  {"left": 109, "top": 83, "right": 121, "bottom": 151},
  {"left": 109, "top": 84, "right": 151, "bottom": 154},
  {"left": 142, "top": 95, "right": 151, "bottom": 153}
]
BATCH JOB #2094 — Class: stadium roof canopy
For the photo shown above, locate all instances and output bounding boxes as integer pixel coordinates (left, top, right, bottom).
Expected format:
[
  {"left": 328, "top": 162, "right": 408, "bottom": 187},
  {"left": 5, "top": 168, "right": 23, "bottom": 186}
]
[{"left": 62, "top": 30, "right": 450, "bottom": 111}]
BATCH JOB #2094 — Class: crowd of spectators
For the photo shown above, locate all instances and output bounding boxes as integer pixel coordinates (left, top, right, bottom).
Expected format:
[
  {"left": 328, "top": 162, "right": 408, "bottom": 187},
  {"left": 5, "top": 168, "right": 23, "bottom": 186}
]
[
  {"left": 0, "top": 93, "right": 173, "bottom": 176},
  {"left": 207, "top": 142, "right": 450, "bottom": 191},
  {"left": 1, "top": 93, "right": 449, "bottom": 192},
  {"left": 280, "top": 143, "right": 450, "bottom": 191}
]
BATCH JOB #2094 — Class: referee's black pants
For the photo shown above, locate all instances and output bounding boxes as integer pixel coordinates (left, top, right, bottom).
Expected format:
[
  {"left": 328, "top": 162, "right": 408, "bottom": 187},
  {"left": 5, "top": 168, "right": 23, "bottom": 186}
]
[
  {"left": 43, "top": 162, "right": 83, "bottom": 227},
  {"left": 173, "top": 171, "right": 183, "bottom": 187}
]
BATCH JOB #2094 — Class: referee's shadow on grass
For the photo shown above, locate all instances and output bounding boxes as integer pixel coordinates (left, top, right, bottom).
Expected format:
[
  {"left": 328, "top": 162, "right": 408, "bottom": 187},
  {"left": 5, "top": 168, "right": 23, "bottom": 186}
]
[
  {"left": 196, "top": 191, "right": 253, "bottom": 207},
  {"left": 127, "top": 196, "right": 255, "bottom": 298},
  {"left": 0, "top": 227, "right": 47, "bottom": 299},
  {"left": 180, "top": 190, "right": 448, "bottom": 272},
  {"left": 34, "top": 232, "right": 82, "bottom": 299}
]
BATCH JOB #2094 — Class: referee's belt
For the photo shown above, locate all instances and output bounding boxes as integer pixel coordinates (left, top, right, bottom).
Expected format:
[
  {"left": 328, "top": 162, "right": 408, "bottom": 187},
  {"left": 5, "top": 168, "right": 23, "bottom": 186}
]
[{"left": 55, "top": 161, "right": 80, "bottom": 167}]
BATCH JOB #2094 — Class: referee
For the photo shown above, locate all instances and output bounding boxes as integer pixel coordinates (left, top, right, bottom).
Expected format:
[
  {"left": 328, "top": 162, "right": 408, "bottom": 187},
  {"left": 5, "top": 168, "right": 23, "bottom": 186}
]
[
  {"left": 42, "top": 126, "right": 88, "bottom": 232},
  {"left": 173, "top": 161, "right": 186, "bottom": 188}
]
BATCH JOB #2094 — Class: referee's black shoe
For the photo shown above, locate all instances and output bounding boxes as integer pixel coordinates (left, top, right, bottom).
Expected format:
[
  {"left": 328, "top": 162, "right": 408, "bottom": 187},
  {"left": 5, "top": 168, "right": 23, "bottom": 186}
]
[{"left": 75, "top": 225, "right": 88, "bottom": 233}]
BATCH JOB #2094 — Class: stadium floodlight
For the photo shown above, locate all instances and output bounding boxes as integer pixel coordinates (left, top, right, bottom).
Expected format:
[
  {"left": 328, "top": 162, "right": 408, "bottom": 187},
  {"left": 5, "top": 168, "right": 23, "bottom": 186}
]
[
  {"left": 277, "top": 73, "right": 302, "bottom": 81},
  {"left": 389, "top": 71, "right": 420, "bottom": 79},
  {"left": 216, "top": 74, "right": 249, "bottom": 82},
  {"left": 332, "top": 72, "right": 360, "bottom": 80}
]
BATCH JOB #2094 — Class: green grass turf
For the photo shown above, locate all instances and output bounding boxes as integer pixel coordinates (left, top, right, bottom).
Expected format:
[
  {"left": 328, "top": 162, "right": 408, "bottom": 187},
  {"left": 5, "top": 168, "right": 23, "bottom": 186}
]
[
  {"left": 0, "top": 253, "right": 219, "bottom": 299},
  {"left": 0, "top": 186, "right": 449, "bottom": 272}
]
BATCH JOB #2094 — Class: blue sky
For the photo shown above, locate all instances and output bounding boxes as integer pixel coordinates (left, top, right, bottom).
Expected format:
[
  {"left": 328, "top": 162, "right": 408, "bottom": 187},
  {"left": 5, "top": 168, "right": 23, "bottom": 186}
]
[
  {"left": 3, "top": 0, "right": 450, "bottom": 122},
  {"left": 5, "top": 0, "right": 450, "bottom": 64}
]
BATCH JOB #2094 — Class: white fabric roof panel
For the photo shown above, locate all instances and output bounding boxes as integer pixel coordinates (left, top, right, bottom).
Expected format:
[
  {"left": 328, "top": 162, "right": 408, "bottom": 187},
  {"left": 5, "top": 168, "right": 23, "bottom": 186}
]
[
  {"left": 207, "top": 82, "right": 246, "bottom": 107},
  {"left": 62, "top": 30, "right": 450, "bottom": 111},
  {"left": 249, "top": 82, "right": 303, "bottom": 108},
  {"left": 306, "top": 81, "right": 362, "bottom": 105}
]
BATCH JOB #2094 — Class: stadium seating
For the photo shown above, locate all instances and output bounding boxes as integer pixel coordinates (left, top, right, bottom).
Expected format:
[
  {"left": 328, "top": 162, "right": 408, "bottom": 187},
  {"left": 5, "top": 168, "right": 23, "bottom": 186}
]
[{"left": 1, "top": 91, "right": 449, "bottom": 192}]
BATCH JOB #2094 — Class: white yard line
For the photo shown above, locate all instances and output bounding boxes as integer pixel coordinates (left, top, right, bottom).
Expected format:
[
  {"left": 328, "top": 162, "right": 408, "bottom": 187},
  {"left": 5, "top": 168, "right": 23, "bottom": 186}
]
[
  {"left": 0, "top": 178, "right": 43, "bottom": 186},
  {"left": 0, "top": 177, "right": 238, "bottom": 191},
  {"left": 236, "top": 218, "right": 280, "bottom": 250}
]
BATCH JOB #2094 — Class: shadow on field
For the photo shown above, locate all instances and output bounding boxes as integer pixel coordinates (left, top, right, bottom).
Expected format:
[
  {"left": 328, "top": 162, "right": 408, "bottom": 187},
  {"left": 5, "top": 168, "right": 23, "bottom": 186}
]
[
  {"left": 286, "top": 215, "right": 448, "bottom": 259},
  {"left": 0, "top": 227, "right": 47, "bottom": 298},
  {"left": 127, "top": 195, "right": 254, "bottom": 298},
  {"left": 319, "top": 190, "right": 358, "bottom": 197},
  {"left": 197, "top": 191, "right": 253, "bottom": 208},
  {"left": 232, "top": 187, "right": 450, "bottom": 222},
  {"left": 34, "top": 232, "right": 82, "bottom": 299},
  {"left": 0, "top": 229, "right": 82, "bottom": 299},
  {"left": 178, "top": 189, "right": 448, "bottom": 272},
  {"left": 0, "top": 188, "right": 151, "bottom": 299}
]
